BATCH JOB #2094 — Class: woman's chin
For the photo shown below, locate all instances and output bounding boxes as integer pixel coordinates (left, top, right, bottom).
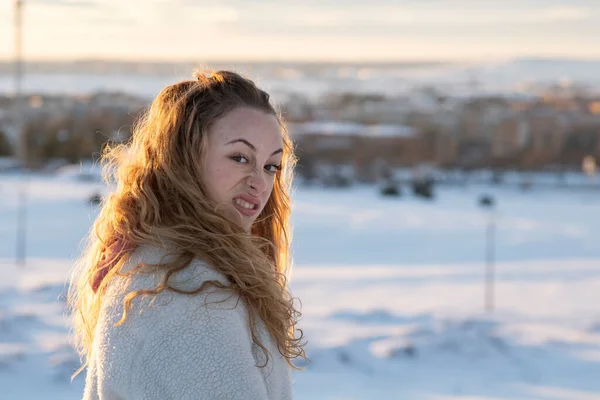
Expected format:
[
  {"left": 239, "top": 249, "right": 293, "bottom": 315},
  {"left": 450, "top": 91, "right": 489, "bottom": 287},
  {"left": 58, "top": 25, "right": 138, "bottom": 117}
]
[
  {"left": 237, "top": 215, "right": 253, "bottom": 232},
  {"left": 221, "top": 207, "right": 252, "bottom": 232}
]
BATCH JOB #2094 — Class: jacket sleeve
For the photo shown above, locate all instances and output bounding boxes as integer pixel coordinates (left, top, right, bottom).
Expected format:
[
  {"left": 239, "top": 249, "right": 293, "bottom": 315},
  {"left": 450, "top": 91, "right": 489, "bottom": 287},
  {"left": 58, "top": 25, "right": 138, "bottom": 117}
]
[{"left": 128, "top": 289, "right": 270, "bottom": 400}]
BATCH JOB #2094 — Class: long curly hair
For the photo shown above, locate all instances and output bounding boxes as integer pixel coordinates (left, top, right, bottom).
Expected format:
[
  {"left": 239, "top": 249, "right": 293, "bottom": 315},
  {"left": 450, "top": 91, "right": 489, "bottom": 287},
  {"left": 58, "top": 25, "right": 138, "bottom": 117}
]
[{"left": 68, "top": 69, "right": 306, "bottom": 377}]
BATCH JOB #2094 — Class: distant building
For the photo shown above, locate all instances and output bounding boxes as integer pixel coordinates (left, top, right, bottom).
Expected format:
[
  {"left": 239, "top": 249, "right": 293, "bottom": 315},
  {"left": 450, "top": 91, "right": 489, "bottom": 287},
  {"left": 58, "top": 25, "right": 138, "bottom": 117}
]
[
  {"left": 290, "top": 121, "right": 422, "bottom": 181},
  {"left": 491, "top": 115, "right": 529, "bottom": 159}
]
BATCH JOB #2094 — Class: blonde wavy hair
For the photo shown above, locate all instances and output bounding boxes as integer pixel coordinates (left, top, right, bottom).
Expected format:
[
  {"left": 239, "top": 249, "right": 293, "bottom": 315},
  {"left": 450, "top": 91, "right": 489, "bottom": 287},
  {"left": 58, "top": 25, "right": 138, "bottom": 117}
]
[{"left": 68, "top": 69, "right": 306, "bottom": 377}]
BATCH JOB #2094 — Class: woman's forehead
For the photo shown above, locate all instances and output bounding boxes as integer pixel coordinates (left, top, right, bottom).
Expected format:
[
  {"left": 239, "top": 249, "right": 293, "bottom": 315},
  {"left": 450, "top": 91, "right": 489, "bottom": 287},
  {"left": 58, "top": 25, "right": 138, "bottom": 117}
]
[{"left": 211, "top": 108, "right": 283, "bottom": 149}]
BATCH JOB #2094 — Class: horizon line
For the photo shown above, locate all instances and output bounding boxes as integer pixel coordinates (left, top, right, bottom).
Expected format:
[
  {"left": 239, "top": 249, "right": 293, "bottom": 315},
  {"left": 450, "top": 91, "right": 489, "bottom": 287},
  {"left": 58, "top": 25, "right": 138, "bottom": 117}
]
[{"left": 1, "top": 55, "right": 600, "bottom": 65}]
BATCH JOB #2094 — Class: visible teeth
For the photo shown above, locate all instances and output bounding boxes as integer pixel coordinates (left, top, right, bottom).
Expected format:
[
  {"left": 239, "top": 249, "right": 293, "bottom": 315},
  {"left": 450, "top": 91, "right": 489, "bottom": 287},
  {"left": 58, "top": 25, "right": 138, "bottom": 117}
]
[{"left": 235, "top": 198, "right": 255, "bottom": 209}]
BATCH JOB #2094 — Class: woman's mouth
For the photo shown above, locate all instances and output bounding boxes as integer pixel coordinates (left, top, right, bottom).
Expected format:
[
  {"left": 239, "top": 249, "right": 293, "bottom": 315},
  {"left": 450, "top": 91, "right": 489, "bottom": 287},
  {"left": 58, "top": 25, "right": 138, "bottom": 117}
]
[{"left": 233, "top": 197, "right": 259, "bottom": 217}]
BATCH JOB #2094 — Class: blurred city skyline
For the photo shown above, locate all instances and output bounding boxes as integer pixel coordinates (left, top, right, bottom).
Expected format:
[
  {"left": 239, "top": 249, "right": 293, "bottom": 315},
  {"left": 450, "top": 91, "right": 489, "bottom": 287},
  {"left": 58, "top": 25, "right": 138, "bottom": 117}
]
[{"left": 0, "top": 0, "right": 599, "bottom": 63}]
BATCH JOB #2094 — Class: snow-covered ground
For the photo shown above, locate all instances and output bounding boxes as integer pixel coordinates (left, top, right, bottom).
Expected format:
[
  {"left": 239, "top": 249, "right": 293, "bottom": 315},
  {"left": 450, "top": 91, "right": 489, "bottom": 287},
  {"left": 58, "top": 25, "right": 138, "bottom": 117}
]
[
  {"left": 1, "top": 171, "right": 600, "bottom": 399},
  {"left": 2, "top": 59, "right": 600, "bottom": 101}
]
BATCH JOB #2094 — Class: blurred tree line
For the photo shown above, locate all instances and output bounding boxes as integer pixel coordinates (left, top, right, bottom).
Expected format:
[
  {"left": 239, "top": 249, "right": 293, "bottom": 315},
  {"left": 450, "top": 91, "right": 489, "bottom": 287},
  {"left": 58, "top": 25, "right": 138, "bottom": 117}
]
[
  {"left": 8, "top": 107, "right": 140, "bottom": 168},
  {"left": 0, "top": 129, "right": 11, "bottom": 156}
]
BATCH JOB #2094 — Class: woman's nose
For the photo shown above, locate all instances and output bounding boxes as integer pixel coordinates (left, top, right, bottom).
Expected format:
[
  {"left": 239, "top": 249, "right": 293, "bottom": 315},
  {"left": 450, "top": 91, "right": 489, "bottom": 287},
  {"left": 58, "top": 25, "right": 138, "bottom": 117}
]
[{"left": 246, "top": 170, "right": 267, "bottom": 194}]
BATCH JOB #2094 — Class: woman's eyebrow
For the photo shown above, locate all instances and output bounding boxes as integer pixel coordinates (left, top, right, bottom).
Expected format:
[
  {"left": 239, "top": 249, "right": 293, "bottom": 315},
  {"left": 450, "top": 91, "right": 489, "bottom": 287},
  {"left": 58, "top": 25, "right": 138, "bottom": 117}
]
[
  {"left": 226, "top": 138, "right": 256, "bottom": 151},
  {"left": 226, "top": 138, "right": 283, "bottom": 156}
]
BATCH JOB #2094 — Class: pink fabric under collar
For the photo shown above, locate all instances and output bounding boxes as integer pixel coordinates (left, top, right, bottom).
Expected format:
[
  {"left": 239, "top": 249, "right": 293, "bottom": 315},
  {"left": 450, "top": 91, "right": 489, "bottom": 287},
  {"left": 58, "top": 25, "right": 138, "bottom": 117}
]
[{"left": 91, "top": 238, "right": 136, "bottom": 293}]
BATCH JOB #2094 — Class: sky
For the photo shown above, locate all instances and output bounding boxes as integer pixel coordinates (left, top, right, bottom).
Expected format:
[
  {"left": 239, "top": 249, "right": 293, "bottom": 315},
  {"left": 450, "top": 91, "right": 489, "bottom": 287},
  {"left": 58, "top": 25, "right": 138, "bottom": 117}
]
[{"left": 0, "top": 0, "right": 599, "bottom": 62}]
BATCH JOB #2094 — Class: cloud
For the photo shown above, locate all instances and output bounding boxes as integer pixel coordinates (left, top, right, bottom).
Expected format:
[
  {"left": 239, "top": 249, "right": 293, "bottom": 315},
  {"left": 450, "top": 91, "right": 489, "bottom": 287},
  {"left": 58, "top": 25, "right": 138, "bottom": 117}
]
[
  {"left": 29, "top": 0, "right": 99, "bottom": 7},
  {"left": 88, "top": 14, "right": 138, "bottom": 26},
  {"left": 536, "top": 6, "right": 590, "bottom": 22},
  {"left": 8, "top": 0, "right": 599, "bottom": 61},
  {"left": 216, "top": 4, "right": 596, "bottom": 39}
]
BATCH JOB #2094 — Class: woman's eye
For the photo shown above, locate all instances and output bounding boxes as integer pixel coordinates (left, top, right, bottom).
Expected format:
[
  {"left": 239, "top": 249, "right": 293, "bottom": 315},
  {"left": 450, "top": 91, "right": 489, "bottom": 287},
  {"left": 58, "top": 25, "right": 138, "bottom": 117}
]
[
  {"left": 265, "top": 164, "right": 282, "bottom": 174},
  {"left": 231, "top": 155, "right": 248, "bottom": 164}
]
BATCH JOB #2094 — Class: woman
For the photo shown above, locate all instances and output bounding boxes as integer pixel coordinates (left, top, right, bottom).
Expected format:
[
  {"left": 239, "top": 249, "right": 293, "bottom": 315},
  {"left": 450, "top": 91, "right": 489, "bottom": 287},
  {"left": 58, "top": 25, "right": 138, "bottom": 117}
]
[{"left": 68, "top": 70, "right": 306, "bottom": 400}]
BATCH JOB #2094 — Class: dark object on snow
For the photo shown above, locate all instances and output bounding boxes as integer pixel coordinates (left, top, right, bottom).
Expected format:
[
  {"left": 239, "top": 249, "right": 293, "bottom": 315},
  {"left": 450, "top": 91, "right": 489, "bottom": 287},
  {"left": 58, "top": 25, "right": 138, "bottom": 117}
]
[
  {"left": 380, "top": 183, "right": 401, "bottom": 197},
  {"left": 389, "top": 344, "right": 417, "bottom": 359},
  {"left": 491, "top": 171, "right": 504, "bottom": 185},
  {"left": 412, "top": 179, "right": 434, "bottom": 199},
  {"left": 323, "top": 174, "right": 352, "bottom": 188},
  {"left": 479, "top": 194, "right": 495, "bottom": 208},
  {"left": 89, "top": 193, "right": 103, "bottom": 206},
  {"left": 402, "top": 345, "right": 417, "bottom": 358},
  {"left": 337, "top": 350, "right": 351, "bottom": 365},
  {"left": 520, "top": 180, "right": 533, "bottom": 191}
]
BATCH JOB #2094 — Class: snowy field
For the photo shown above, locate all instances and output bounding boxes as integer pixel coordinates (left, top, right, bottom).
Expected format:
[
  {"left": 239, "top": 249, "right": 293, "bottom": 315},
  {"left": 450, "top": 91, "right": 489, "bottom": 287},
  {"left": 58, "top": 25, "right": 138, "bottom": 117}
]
[
  {"left": 1, "top": 171, "right": 600, "bottom": 399},
  {"left": 2, "top": 59, "right": 600, "bottom": 101}
]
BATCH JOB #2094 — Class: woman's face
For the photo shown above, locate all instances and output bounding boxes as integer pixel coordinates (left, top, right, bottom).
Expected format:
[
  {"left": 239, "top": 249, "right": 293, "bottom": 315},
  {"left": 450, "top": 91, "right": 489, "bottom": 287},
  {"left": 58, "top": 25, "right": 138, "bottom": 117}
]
[{"left": 202, "top": 107, "right": 283, "bottom": 232}]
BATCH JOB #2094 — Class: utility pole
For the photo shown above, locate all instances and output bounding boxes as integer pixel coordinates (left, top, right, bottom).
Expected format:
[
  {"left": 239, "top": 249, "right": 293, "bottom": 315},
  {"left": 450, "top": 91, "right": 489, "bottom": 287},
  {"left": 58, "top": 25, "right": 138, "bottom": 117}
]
[
  {"left": 15, "top": 0, "right": 23, "bottom": 99},
  {"left": 15, "top": 0, "right": 27, "bottom": 266},
  {"left": 485, "top": 210, "right": 495, "bottom": 313},
  {"left": 479, "top": 195, "right": 497, "bottom": 314}
]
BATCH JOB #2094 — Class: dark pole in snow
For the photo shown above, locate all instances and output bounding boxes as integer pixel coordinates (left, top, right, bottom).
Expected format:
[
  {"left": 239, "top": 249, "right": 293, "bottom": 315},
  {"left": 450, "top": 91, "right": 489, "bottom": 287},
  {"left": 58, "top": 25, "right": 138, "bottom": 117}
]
[
  {"left": 485, "top": 211, "right": 495, "bottom": 313},
  {"left": 16, "top": 184, "right": 27, "bottom": 266},
  {"left": 479, "top": 194, "right": 496, "bottom": 314}
]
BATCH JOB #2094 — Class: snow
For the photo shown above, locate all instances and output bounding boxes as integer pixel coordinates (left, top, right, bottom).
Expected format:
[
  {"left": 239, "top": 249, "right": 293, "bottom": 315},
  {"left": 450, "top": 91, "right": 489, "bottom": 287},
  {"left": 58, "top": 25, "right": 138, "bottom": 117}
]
[
  {"left": 1, "top": 171, "right": 600, "bottom": 399},
  {"left": 289, "top": 121, "right": 417, "bottom": 138},
  {"left": 3, "top": 58, "right": 600, "bottom": 101}
]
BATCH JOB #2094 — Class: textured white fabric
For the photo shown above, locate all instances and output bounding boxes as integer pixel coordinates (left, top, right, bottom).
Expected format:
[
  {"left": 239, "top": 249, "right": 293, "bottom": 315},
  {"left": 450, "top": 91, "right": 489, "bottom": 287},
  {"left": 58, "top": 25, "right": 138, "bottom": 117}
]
[{"left": 83, "top": 245, "right": 293, "bottom": 400}]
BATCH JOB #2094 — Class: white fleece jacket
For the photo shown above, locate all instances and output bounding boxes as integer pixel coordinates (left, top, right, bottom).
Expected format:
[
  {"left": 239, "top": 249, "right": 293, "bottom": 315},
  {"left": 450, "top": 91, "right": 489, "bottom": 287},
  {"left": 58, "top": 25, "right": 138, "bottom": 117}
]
[{"left": 83, "top": 245, "right": 293, "bottom": 400}]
